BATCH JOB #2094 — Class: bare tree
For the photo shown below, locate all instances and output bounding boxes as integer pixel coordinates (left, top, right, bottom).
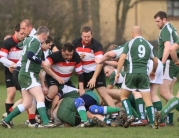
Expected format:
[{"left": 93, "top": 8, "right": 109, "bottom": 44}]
[
  {"left": 115, "top": 0, "right": 140, "bottom": 43},
  {"left": 0, "top": 0, "right": 101, "bottom": 48},
  {"left": 0, "top": 0, "right": 101, "bottom": 78},
  {"left": 89, "top": 0, "right": 100, "bottom": 41}
]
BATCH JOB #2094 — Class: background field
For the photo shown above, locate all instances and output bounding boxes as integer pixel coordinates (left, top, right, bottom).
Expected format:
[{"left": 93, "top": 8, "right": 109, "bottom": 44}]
[{"left": 0, "top": 82, "right": 179, "bottom": 138}]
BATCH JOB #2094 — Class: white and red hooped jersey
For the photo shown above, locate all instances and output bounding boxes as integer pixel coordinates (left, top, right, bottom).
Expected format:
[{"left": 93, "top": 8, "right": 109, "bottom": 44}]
[
  {"left": 72, "top": 38, "right": 103, "bottom": 73},
  {"left": 46, "top": 51, "right": 83, "bottom": 82},
  {"left": 0, "top": 35, "right": 22, "bottom": 64}
]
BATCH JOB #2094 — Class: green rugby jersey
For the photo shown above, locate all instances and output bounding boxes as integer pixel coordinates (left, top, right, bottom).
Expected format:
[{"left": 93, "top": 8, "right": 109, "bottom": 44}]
[
  {"left": 112, "top": 43, "right": 129, "bottom": 67},
  {"left": 20, "top": 36, "right": 42, "bottom": 74},
  {"left": 176, "top": 39, "right": 179, "bottom": 45},
  {"left": 158, "top": 23, "right": 178, "bottom": 59},
  {"left": 113, "top": 46, "right": 124, "bottom": 59},
  {"left": 122, "top": 36, "right": 156, "bottom": 74},
  {"left": 109, "top": 69, "right": 125, "bottom": 88}
]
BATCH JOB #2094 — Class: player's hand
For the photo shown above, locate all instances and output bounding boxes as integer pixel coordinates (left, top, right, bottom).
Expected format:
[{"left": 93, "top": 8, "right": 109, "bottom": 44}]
[
  {"left": 78, "top": 89, "right": 85, "bottom": 96},
  {"left": 41, "top": 85, "right": 48, "bottom": 95},
  {"left": 55, "top": 76, "right": 65, "bottom": 84},
  {"left": 175, "top": 61, "right": 179, "bottom": 66},
  {"left": 149, "top": 72, "right": 155, "bottom": 80},
  {"left": 87, "top": 77, "right": 96, "bottom": 88},
  {"left": 9, "top": 63, "right": 16, "bottom": 73},
  {"left": 41, "top": 61, "right": 50, "bottom": 69},
  {"left": 80, "top": 53, "right": 85, "bottom": 59},
  {"left": 115, "top": 74, "right": 119, "bottom": 82},
  {"left": 94, "top": 58, "right": 102, "bottom": 64}
]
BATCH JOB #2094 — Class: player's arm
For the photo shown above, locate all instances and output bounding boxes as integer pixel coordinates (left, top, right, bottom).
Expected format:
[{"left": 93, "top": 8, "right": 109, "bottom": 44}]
[
  {"left": 104, "top": 60, "right": 118, "bottom": 67},
  {"left": 38, "top": 70, "right": 48, "bottom": 95},
  {"left": 38, "top": 70, "right": 45, "bottom": 86},
  {"left": 87, "top": 43, "right": 104, "bottom": 88},
  {"left": 27, "top": 40, "right": 50, "bottom": 68},
  {"left": 162, "top": 41, "right": 171, "bottom": 64},
  {"left": 92, "top": 43, "right": 104, "bottom": 76},
  {"left": 0, "top": 57, "right": 15, "bottom": 68},
  {"left": 151, "top": 57, "right": 158, "bottom": 73},
  {"left": 150, "top": 57, "right": 158, "bottom": 80},
  {"left": 93, "top": 63, "right": 103, "bottom": 79},
  {"left": 78, "top": 81, "right": 85, "bottom": 96},
  {"left": 87, "top": 63, "right": 103, "bottom": 89},
  {"left": 169, "top": 42, "right": 179, "bottom": 64},
  {"left": 75, "top": 67, "right": 85, "bottom": 95},
  {"left": 27, "top": 51, "right": 43, "bottom": 64},
  {"left": 116, "top": 54, "right": 126, "bottom": 80},
  {"left": 43, "top": 65, "right": 64, "bottom": 84},
  {"left": 115, "top": 44, "right": 128, "bottom": 82},
  {"left": 0, "top": 40, "right": 15, "bottom": 68},
  {"left": 92, "top": 51, "right": 114, "bottom": 80},
  {"left": 43, "top": 57, "right": 65, "bottom": 84},
  {"left": 150, "top": 44, "right": 158, "bottom": 73},
  {"left": 95, "top": 51, "right": 116, "bottom": 64},
  {"left": 27, "top": 50, "right": 50, "bottom": 68},
  {"left": 75, "top": 56, "right": 85, "bottom": 95},
  {"left": 115, "top": 42, "right": 129, "bottom": 75},
  {"left": 150, "top": 46, "right": 158, "bottom": 80},
  {"left": 116, "top": 54, "right": 127, "bottom": 75}
]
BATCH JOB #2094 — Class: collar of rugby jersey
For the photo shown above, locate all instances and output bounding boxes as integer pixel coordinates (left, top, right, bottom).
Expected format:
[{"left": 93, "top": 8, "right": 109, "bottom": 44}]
[
  {"left": 12, "top": 34, "right": 20, "bottom": 43},
  {"left": 81, "top": 40, "right": 91, "bottom": 47},
  {"left": 41, "top": 47, "right": 45, "bottom": 51}
]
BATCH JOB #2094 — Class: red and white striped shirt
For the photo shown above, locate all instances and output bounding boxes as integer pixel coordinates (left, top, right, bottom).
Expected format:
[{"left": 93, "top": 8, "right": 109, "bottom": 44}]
[
  {"left": 0, "top": 35, "right": 22, "bottom": 63},
  {"left": 46, "top": 51, "right": 83, "bottom": 82},
  {"left": 72, "top": 38, "right": 103, "bottom": 73}
]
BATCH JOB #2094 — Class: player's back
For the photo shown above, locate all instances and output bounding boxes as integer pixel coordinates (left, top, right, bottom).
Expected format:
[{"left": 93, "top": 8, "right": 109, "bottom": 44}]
[{"left": 126, "top": 36, "right": 155, "bottom": 74}]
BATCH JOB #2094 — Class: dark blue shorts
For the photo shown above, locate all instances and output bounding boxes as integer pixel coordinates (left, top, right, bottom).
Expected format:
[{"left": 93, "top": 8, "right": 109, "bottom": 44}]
[{"left": 80, "top": 94, "right": 97, "bottom": 110}]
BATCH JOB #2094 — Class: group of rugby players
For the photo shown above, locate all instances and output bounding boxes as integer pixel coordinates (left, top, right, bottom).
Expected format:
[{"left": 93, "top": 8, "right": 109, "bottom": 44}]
[{"left": 1, "top": 11, "right": 179, "bottom": 129}]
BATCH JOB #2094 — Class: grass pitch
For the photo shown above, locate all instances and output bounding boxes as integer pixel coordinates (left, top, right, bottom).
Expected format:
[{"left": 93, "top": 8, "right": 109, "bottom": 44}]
[{"left": 0, "top": 85, "right": 179, "bottom": 138}]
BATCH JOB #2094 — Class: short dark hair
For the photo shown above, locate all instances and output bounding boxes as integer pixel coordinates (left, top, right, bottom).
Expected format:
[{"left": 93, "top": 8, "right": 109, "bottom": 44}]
[
  {"left": 106, "top": 44, "right": 118, "bottom": 52},
  {"left": 62, "top": 42, "right": 74, "bottom": 52},
  {"left": 14, "top": 23, "right": 21, "bottom": 32},
  {"left": 80, "top": 26, "right": 92, "bottom": 34},
  {"left": 45, "top": 36, "right": 53, "bottom": 44},
  {"left": 154, "top": 11, "right": 167, "bottom": 20}
]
